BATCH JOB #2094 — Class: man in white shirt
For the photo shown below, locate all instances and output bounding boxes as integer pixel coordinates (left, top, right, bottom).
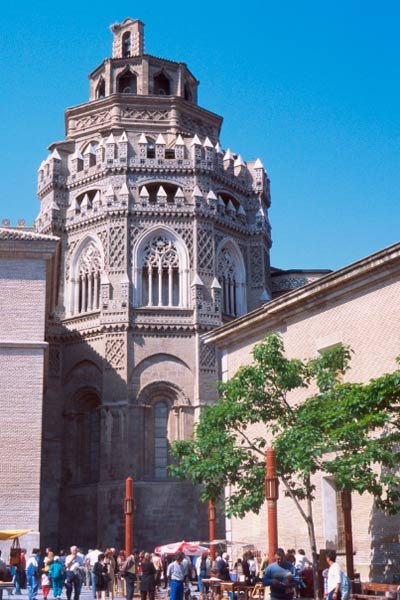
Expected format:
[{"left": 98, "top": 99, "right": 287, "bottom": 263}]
[{"left": 326, "top": 550, "right": 342, "bottom": 600}]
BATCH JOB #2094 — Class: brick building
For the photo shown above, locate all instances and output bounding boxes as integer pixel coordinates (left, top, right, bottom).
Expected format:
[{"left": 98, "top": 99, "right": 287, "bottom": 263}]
[
  {"left": 0, "top": 227, "right": 58, "bottom": 552},
  {"left": 203, "top": 242, "right": 400, "bottom": 580}
]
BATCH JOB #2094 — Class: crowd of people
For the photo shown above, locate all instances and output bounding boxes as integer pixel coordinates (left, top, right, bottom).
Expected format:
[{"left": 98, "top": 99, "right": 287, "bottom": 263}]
[{"left": 0, "top": 545, "right": 350, "bottom": 600}]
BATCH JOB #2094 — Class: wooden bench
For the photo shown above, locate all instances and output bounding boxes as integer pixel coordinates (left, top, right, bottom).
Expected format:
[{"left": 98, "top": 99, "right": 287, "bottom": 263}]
[
  {"left": 351, "top": 582, "right": 399, "bottom": 600},
  {"left": 0, "top": 581, "right": 15, "bottom": 599}
]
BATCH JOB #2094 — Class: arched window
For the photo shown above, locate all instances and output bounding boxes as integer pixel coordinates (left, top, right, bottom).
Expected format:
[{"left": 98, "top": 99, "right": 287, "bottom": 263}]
[
  {"left": 78, "top": 243, "right": 102, "bottom": 313},
  {"left": 154, "top": 402, "right": 169, "bottom": 479},
  {"left": 153, "top": 72, "right": 170, "bottom": 95},
  {"left": 118, "top": 70, "right": 137, "bottom": 94},
  {"left": 69, "top": 238, "right": 103, "bottom": 316},
  {"left": 96, "top": 78, "right": 105, "bottom": 99},
  {"left": 122, "top": 31, "right": 131, "bottom": 57},
  {"left": 133, "top": 228, "right": 189, "bottom": 308},
  {"left": 141, "top": 235, "right": 180, "bottom": 307},
  {"left": 217, "top": 240, "right": 246, "bottom": 317}
]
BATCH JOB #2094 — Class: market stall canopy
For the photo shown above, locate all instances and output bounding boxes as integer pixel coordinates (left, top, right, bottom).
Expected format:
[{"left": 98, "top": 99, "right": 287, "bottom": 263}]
[
  {"left": 0, "top": 530, "right": 31, "bottom": 541},
  {"left": 154, "top": 540, "right": 209, "bottom": 556}
]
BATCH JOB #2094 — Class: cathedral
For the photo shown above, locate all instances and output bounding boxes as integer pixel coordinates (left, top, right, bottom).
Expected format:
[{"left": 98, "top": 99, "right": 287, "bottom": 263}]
[{"left": 32, "top": 18, "right": 273, "bottom": 550}]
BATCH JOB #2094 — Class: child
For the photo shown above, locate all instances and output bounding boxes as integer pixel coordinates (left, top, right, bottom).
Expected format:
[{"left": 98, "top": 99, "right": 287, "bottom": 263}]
[{"left": 41, "top": 569, "right": 51, "bottom": 599}]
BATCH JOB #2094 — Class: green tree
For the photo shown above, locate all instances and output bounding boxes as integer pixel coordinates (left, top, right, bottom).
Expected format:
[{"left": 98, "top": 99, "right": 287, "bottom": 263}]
[{"left": 170, "top": 334, "right": 400, "bottom": 598}]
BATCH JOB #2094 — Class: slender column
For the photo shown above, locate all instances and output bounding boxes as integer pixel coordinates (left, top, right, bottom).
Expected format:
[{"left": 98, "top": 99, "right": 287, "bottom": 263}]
[
  {"left": 88, "top": 273, "right": 93, "bottom": 311},
  {"left": 93, "top": 273, "right": 99, "bottom": 309},
  {"left": 148, "top": 267, "right": 153, "bottom": 306},
  {"left": 168, "top": 266, "right": 173, "bottom": 306},
  {"left": 265, "top": 448, "right": 279, "bottom": 558},
  {"left": 158, "top": 267, "right": 163, "bottom": 306},
  {"left": 73, "top": 278, "right": 79, "bottom": 315}
]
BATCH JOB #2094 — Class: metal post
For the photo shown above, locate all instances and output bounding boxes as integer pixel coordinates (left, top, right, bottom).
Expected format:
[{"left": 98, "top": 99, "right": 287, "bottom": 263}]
[
  {"left": 265, "top": 448, "right": 279, "bottom": 559},
  {"left": 125, "top": 476, "right": 134, "bottom": 556},
  {"left": 208, "top": 500, "right": 216, "bottom": 561}
]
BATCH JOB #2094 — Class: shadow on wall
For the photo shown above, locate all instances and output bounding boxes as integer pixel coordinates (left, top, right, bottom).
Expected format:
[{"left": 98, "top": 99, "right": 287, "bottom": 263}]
[
  {"left": 40, "top": 324, "right": 128, "bottom": 551},
  {"left": 369, "top": 500, "right": 400, "bottom": 582}
]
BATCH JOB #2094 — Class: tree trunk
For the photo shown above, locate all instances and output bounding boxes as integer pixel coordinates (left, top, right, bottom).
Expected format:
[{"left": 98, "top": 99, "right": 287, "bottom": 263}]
[{"left": 306, "top": 487, "right": 320, "bottom": 600}]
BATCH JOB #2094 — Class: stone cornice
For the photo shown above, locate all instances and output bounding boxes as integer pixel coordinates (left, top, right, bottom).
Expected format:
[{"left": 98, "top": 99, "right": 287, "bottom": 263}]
[{"left": 203, "top": 241, "right": 400, "bottom": 348}]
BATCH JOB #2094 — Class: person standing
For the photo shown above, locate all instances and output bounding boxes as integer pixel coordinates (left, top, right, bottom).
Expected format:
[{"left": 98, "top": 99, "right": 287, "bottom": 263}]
[
  {"left": 65, "top": 545, "right": 84, "bottom": 600},
  {"left": 167, "top": 552, "right": 186, "bottom": 600},
  {"left": 49, "top": 556, "right": 65, "bottom": 600},
  {"left": 26, "top": 548, "right": 41, "bottom": 600},
  {"left": 326, "top": 551, "right": 342, "bottom": 600},
  {"left": 195, "top": 552, "right": 211, "bottom": 597},
  {"left": 140, "top": 553, "right": 156, "bottom": 600},
  {"left": 263, "top": 548, "right": 297, "bottom": 600},
  {"left": 122, "top": 551, "right": 138, "bottom": 600},
  {"left": 93, "top": 554, "right": 109, "bottom": 600}
]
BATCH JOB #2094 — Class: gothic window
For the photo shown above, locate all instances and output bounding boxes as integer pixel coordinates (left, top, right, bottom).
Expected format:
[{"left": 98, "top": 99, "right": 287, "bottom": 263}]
[
  {"left": 96, "top": 78, "right": 105, "bottom": 99},
  {"left": 217, "top": 240, "right": 246, "bottom": 317},
  {"left": 154, "top": 402, "right": 169, "bottom": 479},
  {"left": 117, "top": 69, "right": 137, "bottom": 94},
  {"left": 133, "top": 228, "right": 189, "bottom": 309},
  {"left": 153, "top": 72, "right": 170, "bottom": 95},
  {"left": 141, "top": 236, "right": 180, "bottom": 307},
  {"left": 69, "top": 238, "right": 103, "bottom": 316},
  {"left": 122, "top": 31, "right": 131, "bottom": 57}
]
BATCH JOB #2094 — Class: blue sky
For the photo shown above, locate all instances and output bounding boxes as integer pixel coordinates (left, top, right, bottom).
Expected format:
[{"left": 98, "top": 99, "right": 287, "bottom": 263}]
[{"left": 0, "top": 1, "right": 398, "bottom": 270}]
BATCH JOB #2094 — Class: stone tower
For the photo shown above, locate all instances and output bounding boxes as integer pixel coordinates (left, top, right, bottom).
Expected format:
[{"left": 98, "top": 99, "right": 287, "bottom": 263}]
[{"left": 35, "top": 18, "right": 272, "bottom": 549}]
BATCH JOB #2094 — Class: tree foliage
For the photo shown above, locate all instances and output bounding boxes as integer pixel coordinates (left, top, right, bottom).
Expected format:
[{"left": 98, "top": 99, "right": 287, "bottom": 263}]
[{"left": 170, "top": 332, "right": 400, "bottom": 516}]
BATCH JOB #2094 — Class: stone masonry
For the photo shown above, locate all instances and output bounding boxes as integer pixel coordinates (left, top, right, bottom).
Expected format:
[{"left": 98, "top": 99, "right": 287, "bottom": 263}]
[{"left": 34, "top": 18, "right": 273, "bottom": 550}]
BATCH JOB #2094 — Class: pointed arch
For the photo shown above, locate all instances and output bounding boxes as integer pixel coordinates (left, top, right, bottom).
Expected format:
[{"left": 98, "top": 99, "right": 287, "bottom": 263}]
[
  {"left": 216, "top": 237, "right": 247, "bottom": 316},
  {"left": 132, "top": 225, "right": 190, "bottom": 308},
  {"left": 96, "top": 77, "right": 106, "bottom": 99},
  {"left": 153, "top": 70, "right": 171, "bottom": 95},
  {"left": 68, "top": 234, "right": 104, "bottom": 316},
  {"left": 117, "top": 67, "right": 138, "bottom": 94}
]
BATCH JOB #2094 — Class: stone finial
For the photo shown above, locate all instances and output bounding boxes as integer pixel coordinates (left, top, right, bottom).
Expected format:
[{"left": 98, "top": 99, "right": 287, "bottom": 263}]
[
  {"left": 260, "top": 288, "right": 271, "bottom": 302},
  {"left": 174, "top": 188, "right": 185, "bottom": 205},
  {"left": 139, "top": 185, "right": 149, "bottom": 202},
  {"left": 211, "top": 277, "right": 222, "bottom": 289},
  {"left": 157, "top": 185, "right": 167, "bottom": 204},
  {"left": 191, "top": 273, "right": 204, "bottom": 286},
  {"left": 111, "top": 18, "right": 145, "bottom": 58}
]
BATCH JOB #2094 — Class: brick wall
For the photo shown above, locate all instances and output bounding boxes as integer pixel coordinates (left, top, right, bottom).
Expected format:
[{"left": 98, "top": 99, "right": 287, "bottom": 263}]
[{"left": 219, "top": 273, "right": 400, "bottom": 579}]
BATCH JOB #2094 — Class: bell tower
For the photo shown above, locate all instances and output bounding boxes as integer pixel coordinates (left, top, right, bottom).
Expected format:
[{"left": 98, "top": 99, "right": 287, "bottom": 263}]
[
  {"left": 36, "top": 18, "right": 272, "bottom": 551},
  {"left": 111, "top": 18, "right": 145, "bottom": 58}
]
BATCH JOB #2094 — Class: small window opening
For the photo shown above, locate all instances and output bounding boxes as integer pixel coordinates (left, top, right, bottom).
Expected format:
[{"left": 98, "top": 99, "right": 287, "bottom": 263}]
[
  {"left": 153, "top": 72, "right": 171, "bottom": 95},
  {"left": 97, "top": 78, "right": 105, "bottom": 99},
  {"left": 118, "top": 71, "right": 137, "bottom": 95},
  {"left": 122, "top": 32, "right": 131, "bottom": 58}
]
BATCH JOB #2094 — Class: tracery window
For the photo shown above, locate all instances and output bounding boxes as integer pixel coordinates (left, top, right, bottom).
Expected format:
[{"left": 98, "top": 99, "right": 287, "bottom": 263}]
[
  {"left": 69, "top": 239, "right": 103, "bottom": 316},
  {"left": 118, "top": 70, "right": 137, "bottom": 94},
  {"left": 141, "top": 236, "right": 180, "bottom": 307},
  {"left": 78, "top": 243, "right": 102, "bottom": 313},
  {"left": 153, "top": 72, "right": 170, "bottom": 95},
  {"left": 217, "top": 241, "right": 246, "bottom": 317}
]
